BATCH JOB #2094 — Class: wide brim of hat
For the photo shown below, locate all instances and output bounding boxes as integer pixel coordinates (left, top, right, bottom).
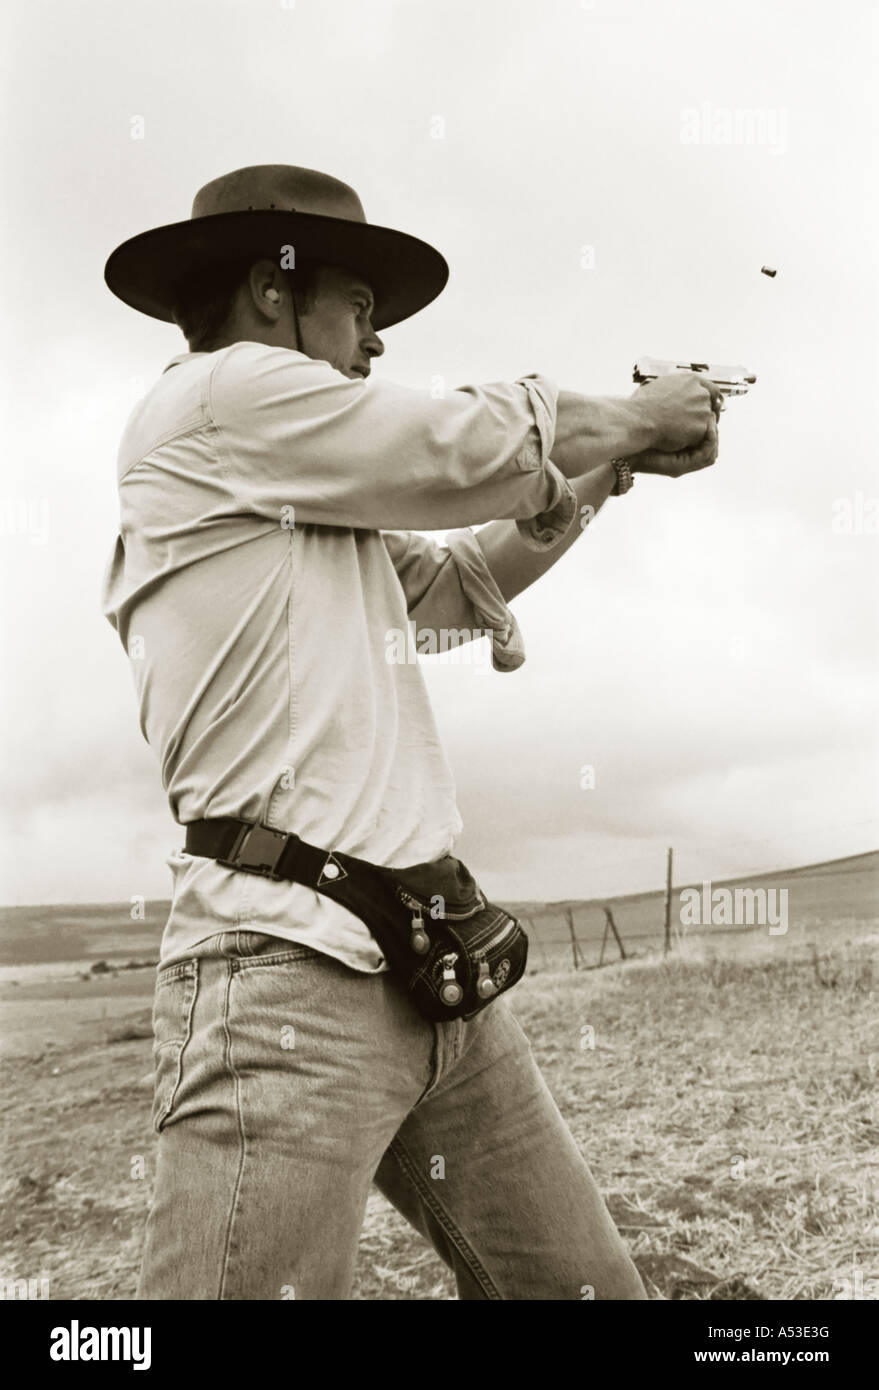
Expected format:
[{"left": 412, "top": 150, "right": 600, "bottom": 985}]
[{"left": 104, "top": 209, "right": 449, "bottom": 331}]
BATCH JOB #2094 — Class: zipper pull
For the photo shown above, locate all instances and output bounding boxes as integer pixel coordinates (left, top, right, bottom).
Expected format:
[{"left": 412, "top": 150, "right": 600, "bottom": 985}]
[
  {"left": 410, "top": 912, "right": 430, "bottom": 955},
  {"left": 439, "top": 952, "right": 463, "bottom": 1006},
  {"left": 476, "top": 959, "right": 498, "bottom": 999}
]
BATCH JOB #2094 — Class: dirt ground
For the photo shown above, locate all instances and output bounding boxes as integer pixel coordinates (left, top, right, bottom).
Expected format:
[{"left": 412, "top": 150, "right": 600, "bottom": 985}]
[{"left": 1, "top": 913, "right": 876, "bottom": 1301}]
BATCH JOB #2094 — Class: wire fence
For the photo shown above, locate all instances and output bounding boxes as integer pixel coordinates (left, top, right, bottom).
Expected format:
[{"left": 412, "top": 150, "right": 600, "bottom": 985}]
[{"left": 510, "top": 838, "right": 879, "bottom": 974}]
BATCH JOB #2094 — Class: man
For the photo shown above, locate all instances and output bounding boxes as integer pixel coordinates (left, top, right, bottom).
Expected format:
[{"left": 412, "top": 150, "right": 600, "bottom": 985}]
[{"left": 102, "top": 165, "right": 720, "bottom": 1301}]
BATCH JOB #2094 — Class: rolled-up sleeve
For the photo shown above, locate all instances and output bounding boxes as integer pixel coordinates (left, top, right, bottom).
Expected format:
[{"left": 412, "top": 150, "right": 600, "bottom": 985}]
[
  {"left": 208, "top": 343, "right": 576, "bottom": 539},
  {"left": 382, "top": 528, "right": 526, "bottom": 672},
  {"left": 512, "top": 376, "right": 579, "bottom": 551}
]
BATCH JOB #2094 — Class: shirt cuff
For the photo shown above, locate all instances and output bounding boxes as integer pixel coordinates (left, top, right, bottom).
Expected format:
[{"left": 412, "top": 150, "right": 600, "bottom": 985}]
[
  {"left": 513, "top": 374, "right": 578, "bottom": 552},
  {"left": 515, "top": 458, "right": 578, "bottom": 552},
  {"left": 443, "top": 528, "right": 526, "bottom": 672}
]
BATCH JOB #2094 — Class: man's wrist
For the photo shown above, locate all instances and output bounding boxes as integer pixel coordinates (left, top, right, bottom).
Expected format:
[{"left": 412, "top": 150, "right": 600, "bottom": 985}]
[{"left": 623, "top": 394, "right": 657, "bottom": 455}]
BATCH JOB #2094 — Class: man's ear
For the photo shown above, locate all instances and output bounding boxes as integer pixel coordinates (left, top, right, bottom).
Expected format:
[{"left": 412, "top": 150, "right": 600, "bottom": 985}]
[{"left": 248, "top": 260, "right": 284, "bottom": 319}]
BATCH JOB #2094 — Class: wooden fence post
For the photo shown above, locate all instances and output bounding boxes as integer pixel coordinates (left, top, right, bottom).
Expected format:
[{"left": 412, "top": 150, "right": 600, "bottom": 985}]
[
  {"left": 598, "top": 911, "right": 610, "bottom": 967},
  {"left": 565, "top": 907, "right": 583, "bottom": 970},
  {"left": 663, "top": 847, "right": 673, "bottom": 954},
  {"left": 604, "top": 906, "right": 627, "bottom": 961}
]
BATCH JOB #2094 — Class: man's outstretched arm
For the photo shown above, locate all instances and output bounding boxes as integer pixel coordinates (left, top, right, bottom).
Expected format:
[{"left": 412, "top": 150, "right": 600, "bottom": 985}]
[{"left": 547, "top": 375, "right": 723, "bottom": 479}]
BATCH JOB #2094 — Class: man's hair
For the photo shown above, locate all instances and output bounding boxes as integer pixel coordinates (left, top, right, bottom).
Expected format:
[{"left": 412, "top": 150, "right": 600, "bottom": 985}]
[{"left": 170, "top": 257, "right": 322, "bottom": 351}]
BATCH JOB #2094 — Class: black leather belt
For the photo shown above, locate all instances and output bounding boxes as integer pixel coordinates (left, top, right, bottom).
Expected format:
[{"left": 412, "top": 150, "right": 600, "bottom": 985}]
[
  {"left": 182, "top": 817, "right": 529, "bottom": 1022},
  {"left": 185, "top": 817, "right": 355, "bottom": 891}
]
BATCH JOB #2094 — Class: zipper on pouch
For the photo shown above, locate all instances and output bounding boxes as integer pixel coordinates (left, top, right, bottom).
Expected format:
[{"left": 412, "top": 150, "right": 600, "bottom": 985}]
[
  {"left": 396, "top": 885, "right": 485, "bottom": 958},
  {"left": 472, "top": 918, "right": 518, "bottom": 959},
  {"left": 438, "top": 951, "right": 464, "bottom": 1007},
  {"left": 472, "top": 919, "right": 519, "bottom": 999},
  {"left": 402, "top": 897, "right": 431, "bottom": 955}
]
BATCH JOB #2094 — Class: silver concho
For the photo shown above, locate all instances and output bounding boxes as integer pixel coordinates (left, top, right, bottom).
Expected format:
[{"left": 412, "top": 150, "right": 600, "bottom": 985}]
[{"left": 493, "top": 959, "right": 511, "bottom": 988}]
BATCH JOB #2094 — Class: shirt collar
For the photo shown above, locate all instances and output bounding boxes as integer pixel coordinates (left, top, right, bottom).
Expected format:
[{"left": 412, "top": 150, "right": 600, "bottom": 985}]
[{"left": 163, "top": 352, "right": 207, "bottom": 374}]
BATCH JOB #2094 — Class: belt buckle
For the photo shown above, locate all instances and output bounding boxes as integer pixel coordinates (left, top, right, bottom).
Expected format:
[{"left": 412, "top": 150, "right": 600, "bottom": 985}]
[{"left": 219, "top": 824, "right": 288, "bottom": 879}]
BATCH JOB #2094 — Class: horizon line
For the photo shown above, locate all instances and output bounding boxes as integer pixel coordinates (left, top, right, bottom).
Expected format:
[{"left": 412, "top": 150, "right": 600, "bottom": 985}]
[{"left": 1, "top": 846, "right": 876, "bottom": 915}]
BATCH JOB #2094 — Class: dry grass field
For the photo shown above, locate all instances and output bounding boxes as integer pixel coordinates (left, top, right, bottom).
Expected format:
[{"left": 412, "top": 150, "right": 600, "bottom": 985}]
[{"left": 1, "top": 853, "right": 877, "bottom": 1301}]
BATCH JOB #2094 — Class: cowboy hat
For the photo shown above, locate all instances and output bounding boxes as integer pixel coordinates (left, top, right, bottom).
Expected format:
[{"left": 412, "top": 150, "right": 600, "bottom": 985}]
[{"left": 104, "top": 164, "right": 449, "bottom": 331}]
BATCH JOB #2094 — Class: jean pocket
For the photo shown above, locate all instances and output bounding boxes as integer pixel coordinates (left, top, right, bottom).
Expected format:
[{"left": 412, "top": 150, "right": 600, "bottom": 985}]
[{"left": 151, "top": 959, "right": 199, "bottom": 1134}]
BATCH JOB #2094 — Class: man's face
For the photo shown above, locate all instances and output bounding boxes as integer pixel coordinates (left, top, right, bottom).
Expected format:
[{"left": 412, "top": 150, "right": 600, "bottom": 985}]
[{"left": 298, "top": 265, "right": 384, "bottom": 379}]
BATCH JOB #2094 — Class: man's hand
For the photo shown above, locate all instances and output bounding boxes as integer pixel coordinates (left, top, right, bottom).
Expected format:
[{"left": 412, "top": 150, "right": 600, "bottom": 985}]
[
  {"left": 629, "top": 410, "right": 719, "bottom": 477},
  {"left": 631, "top": 372, "right": 723, "bottom": 451}
]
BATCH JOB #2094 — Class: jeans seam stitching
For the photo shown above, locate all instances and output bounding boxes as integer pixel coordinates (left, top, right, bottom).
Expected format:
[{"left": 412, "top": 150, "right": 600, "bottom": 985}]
[
  {"left": 217, "top": 960, "right": 248, "bottom": 1300},
  {"left": 388, "top": 1135, "right": 502, "bottom": 1299},
  {"left": 155, "top": 961, "right": 198, "bottom": 1131},
  {"left": 412, "top": 1023, "right": 444, "bottom": 1106}
]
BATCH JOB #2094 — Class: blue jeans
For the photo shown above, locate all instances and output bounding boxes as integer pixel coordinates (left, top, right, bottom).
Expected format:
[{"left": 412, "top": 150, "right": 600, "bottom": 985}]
[{"left": 136, "top": 930, "right": 647, "bottom": 1300}]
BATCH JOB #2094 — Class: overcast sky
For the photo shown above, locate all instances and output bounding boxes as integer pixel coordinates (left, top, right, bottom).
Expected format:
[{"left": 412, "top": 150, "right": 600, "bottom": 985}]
[{"left": 1, "top": 0, "right": 877, "bottom": 906}]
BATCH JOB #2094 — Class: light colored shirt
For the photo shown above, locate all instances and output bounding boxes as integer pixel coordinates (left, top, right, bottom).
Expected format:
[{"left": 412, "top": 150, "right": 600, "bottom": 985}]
[{"left": 101, "top": 342, "right": 576, "bottom": 970}]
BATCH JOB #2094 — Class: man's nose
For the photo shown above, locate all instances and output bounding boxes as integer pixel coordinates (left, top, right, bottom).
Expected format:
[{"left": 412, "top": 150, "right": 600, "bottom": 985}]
[{"left": 363, "top": 330, "right": 384, "bottom": 359}]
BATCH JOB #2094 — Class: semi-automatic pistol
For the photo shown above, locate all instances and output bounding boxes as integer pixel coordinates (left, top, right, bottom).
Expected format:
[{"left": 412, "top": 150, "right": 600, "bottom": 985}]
[{"left": 633, "top": 358, "right": 756, "bottom": 398}]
